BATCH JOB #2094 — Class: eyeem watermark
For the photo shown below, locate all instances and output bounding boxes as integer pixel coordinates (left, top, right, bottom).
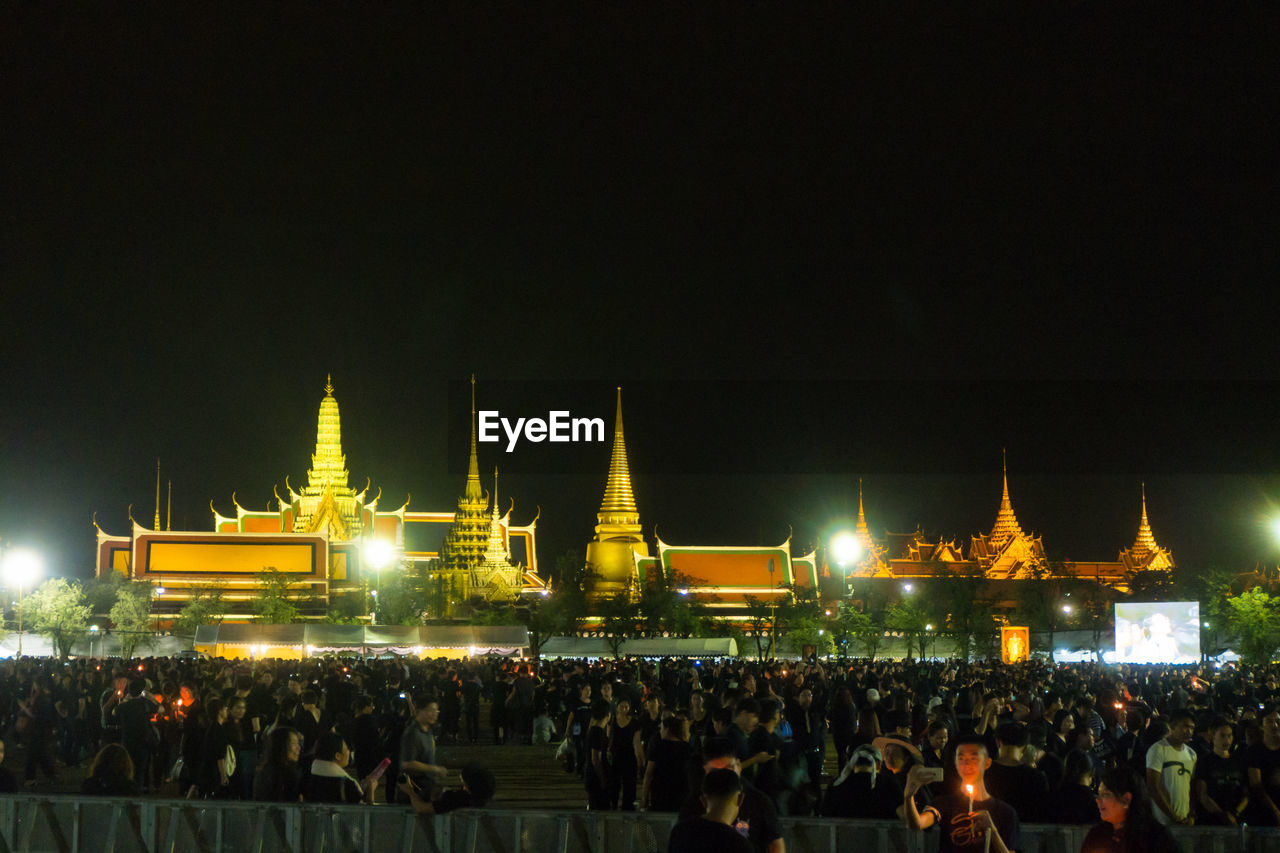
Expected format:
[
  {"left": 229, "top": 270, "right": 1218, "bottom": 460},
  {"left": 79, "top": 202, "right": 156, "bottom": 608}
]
[{"left": 478, "top": 410, "right": 605, "bottom": 452}]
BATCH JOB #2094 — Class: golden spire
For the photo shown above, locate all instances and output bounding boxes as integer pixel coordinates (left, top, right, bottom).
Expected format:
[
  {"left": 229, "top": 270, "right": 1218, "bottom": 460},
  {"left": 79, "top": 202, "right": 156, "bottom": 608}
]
[
  {"left": 166, "top": 480, "right": 172, "bottom": 531},
  {"left": 1131, "top": 482, "right": 1161, "bottom": 560},
  {"left": 154, "top": 459, "right": 161, "bottom": 530},
  {"left": 989, "top": 448, "right": 1025, "bottom": 547},
  {"left": 307, "top": 376, "right": 349, "bottom": 491},
  {"left": 465, "top": 375, "right": 482, "bottom": 503},
  {"left": 599, "top": 386, "right": 639, "bottom": 517},
  {"left": 483, "top": 467, "right": 509, "bottom": 562}
]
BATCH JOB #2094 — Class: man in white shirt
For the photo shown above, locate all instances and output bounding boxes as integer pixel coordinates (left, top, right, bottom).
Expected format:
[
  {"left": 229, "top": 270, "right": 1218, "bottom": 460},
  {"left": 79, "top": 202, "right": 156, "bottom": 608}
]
[{"left": 1146, "top": 708, "right": 1197, "bottom": 824}]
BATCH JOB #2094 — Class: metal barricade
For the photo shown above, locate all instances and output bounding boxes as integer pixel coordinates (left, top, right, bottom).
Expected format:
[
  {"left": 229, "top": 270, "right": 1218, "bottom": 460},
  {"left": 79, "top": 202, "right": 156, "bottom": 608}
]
[{"left": 1, "top": 797, "right": 1279, "bottom": 853}]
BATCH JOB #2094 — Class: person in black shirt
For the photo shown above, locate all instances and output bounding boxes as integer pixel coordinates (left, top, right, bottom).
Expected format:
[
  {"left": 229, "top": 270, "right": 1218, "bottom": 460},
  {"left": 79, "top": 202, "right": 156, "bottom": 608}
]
[
  {"left": 305, "top": 732, "right": 376, "bottom": 804},
  {"left": 0, "top": 740, "right": 17, "bottom": 793},
  {"left": 1194, "top": 716, "right": 1247, "bottom": 825},
  {"left": 904, "top": 736, "right": 1019, "bottom": 853},
  {"left": 985, "top": 722, "right": 1050, "bottom": 824},
  {"left": 678, "top": 737, "right": 784, "bottom": 853},
  {"left": 1246, "top": 706, "right": 1280, "bottom": 825},
  {"left": 1054, "top": 749, "right": 1100, "bottom": 824},
  {"left": 822, "top": 744, "right": 901, "bottom": 820},
  {"left": 80, "top": 743, "right": 139, "bottom": 797},
  {"left": 1082, "top": 767, "right": 1180, "bottom": 853},
  {"left": 668, "top": 768, "right": 754, "bottom": 853},
  {"left": 585, "top": 700, "right": 611, "bottom": 810}
]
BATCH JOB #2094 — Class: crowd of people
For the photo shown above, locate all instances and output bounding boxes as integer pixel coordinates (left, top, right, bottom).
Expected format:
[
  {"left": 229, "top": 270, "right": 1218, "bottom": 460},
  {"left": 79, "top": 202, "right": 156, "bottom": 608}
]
[{"left": 1, "top": 653, "right": 1279, "bottom": 852}]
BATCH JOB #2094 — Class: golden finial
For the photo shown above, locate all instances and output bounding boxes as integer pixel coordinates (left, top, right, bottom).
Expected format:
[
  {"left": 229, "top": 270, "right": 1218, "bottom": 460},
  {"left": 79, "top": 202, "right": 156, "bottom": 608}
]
[
  {"left": 167, "top": 480, "right": 172, "bottom": 531},
  {"left": 464, "top": 375, "right": 482, "bottom": 502},
  {"left": 325, "top": 374, "right": 334, "bottom": 395}
]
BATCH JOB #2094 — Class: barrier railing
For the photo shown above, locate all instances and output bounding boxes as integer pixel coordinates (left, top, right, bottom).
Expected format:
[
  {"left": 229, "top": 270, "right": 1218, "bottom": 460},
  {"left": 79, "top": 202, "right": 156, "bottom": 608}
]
[{"left": 0, "top": 796, "right": 1277, "bottom": 853}]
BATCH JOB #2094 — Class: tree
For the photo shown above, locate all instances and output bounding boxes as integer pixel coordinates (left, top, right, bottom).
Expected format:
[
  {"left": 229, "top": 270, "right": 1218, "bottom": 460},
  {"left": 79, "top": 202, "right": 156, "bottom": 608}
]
[
  {"left": 1073, "top": 579, "right": 1117, "bottom": 660},
  {"left": 253, "top": 568, "right": 302, "bottom": 623},
  {"left": 887, "top": 599, "right": 930, "bottom": 660},
  {"left": 785, "top": 614, "right": 836, "bottom": 659},
  {"left": 1227, "top": 588, "right": 1280, "bottom": 666},
  {"left": 84, "top": 571, "right": 130, "bottom": 616},
  {"left": 930, "top": 566, "right": 993, "bottom": 662},
  {"left": 1127, "top": 569, "right": 1175, "bottom": 601},
  {"left": 26, "top": 578, "right": 91, "bottom": 659},
  {"left": 1016, "top": 562, "right": 1078, "bottom": 659},
  {"left": 598, "top": 595, "right": 637, "bottom": 658},
  {"left": 637, "top": 571, "right": 710, "bottom": 638},
  {"left": 109, "top": 582, "right": 155, "bottom": 660},
  {"left": 171, "top": 584, "right": 226, "bottom": 636},
  {"left": 742, "top": 596, "right": 776, "bottom": 661}
]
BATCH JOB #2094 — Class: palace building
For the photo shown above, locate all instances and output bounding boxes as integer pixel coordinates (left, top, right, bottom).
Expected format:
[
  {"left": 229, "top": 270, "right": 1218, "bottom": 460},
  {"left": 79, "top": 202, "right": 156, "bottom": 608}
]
[
  {"left": 837, "top": 466, "right": 1171, "bottom": 594},
  {"left": 95, "top": 378, "right": 545, "bottom": 617}
]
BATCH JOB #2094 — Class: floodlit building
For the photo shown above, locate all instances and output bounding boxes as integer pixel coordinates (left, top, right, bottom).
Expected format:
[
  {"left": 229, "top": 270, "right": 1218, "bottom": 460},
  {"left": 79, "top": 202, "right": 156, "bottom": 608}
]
[{"left": 94, "top": 378, "right": 545, "bottom": 618}]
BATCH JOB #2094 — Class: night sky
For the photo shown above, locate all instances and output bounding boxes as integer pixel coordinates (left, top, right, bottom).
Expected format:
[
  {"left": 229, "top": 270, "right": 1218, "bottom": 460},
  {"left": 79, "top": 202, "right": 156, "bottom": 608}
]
[{"left": 3, "top": 4, "right": 1279, "bottom": 583}]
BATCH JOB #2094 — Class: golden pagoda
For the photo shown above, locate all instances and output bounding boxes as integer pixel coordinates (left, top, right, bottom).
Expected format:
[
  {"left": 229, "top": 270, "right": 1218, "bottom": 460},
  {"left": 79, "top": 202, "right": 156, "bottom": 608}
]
[
  {"left": 1119, "top": 484, "right": 1174, "bottom": 572},
  {"left": 586, "top": 387, "right": 649, "bottom": 599},
  {"left": 287, "top": 377, "right": 370, "bottom": 540},
  {"left": 438, "top": 376, "right": 492, "bottom": 605},
  {"left": 969, "top": 450, "right": 1045, "bottom": 579},
  {"left": 849, "top": 480, "right": 890, "bottom": 577},
  {"left": 470, "top": 469, "right": 524, "bottom": 600}
]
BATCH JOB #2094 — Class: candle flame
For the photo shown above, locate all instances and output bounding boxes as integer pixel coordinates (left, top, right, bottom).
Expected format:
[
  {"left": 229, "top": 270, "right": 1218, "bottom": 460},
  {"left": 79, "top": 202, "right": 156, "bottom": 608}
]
[{"left": 965, "top": 784, "right": 974, "bottom": 794}]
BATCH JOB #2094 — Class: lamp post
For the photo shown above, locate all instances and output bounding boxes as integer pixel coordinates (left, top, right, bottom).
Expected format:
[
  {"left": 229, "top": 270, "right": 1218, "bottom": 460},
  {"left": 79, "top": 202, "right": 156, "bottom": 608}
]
[
  {"left": 364, "top": 539, "right": 395, "bottom": 625},
  {"left": 2, "top": 548, "right": 42, "bottom": 658},
  {"left": 89, "top": 624, "right": 100, "bottom": 659}
]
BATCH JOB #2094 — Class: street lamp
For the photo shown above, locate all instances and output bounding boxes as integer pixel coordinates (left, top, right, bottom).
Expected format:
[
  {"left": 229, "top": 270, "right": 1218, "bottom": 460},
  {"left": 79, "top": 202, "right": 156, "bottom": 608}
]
[
  {"left": 154, "top": 586, "right": 166, "bottom": 634},
  {"left": 2, "top": 548, "right": 42, "bottom": 658},
  {"left": 830, "top": 532, "right": 863, "bottom": 568},
  {"left": 902, "top": 583, "right": 914, "bottom": 594},
  {"left": 1062, "top": 604, "right": 1073, "bottom": 615},
  {"left": 364, "top": 539, "right": 395, "bottom": 624}
]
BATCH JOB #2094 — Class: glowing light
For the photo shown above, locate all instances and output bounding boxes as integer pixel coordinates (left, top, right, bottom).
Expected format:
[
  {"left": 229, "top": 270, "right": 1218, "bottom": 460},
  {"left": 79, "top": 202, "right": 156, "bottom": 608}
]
[
  {"left": 830, "top": 532, "right": 863, "bottom": 567},
  {"left": 1062, "top": 604, "right": 1072, "bottom": 614},
  {"left": 902, "top": 583, "right": 914, "bottom": 593},
  {"left": 364, "top": 539, "right": 394, "bottom": 570},
  {"left": 2, "top": 548, "right": 42, "bottom": 588},
  {"left": 156, "top": 586, "right": 166, "bottom": 596},
  {"left": 925, "top": 624, "right": 933, "bottom": 631}
]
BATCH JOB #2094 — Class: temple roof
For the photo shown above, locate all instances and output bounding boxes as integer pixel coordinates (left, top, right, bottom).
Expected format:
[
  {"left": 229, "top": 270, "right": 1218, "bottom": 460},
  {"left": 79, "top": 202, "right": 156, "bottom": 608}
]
[
  {"left": 988, "top": 449, "right": 1026, "bottom": 549},
  {"left": 1120, "top": 484, "right": 1174, "bottom": 571},
  {"left": 306, "top": 375, "right": 350, "bottom": 492},
  {"left": 464, "top": 375, "right": 483, "bottom": 504}
]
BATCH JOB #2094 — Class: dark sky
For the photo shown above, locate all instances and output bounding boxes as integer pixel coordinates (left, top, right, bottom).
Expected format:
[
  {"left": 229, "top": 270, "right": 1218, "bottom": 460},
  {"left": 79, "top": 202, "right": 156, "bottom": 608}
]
[{"left": 3, "top": 4, "right": 1280, "bottom": 582}]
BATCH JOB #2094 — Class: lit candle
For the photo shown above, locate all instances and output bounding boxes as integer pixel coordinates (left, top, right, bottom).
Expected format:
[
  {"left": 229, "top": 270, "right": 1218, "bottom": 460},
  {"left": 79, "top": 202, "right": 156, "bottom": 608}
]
[{"left": 965, "top": 783, "right": 974, "bottom": 813}]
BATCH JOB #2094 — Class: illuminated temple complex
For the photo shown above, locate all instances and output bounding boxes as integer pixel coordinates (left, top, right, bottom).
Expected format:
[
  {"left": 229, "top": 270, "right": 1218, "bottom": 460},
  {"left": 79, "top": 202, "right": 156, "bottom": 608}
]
[
  {"left": 839, "top": 465, "right": 1173, "bottom": 593},
  {"left": 584, "top": 422, "right": 1170, "bottom": 616},
  {"left": 95, "top": 378, "right": 544, "bottom": 617}
]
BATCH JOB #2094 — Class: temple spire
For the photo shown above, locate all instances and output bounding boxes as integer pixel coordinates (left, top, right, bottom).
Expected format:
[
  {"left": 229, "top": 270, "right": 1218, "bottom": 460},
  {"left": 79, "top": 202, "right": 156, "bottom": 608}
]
[
  {"left": 307, "top": 377, "right": 349, "bottom": 491},
  {"left": 990, "top": 448, "right": 1025, "bottom": 547},
  {"left": 599, "top": 387, "right": 639, "bottom": 516},
  {"left": 1132, "top": 482, "right": 1160, "bottom": 559},
  {"left": 856, "top": 479, "right": 871, "bottom": 541},
  {"left": 483, "top": 467, "right": 509, "bottom": 562},
  {"left": 166, "top": 480, "right": 172, "bottom": 531},
  {"left": 465, "top": 375, "right": 482, "bottom": 502},
  {"left": 154, "top": 459, "right": 161, "bottom": 530}
]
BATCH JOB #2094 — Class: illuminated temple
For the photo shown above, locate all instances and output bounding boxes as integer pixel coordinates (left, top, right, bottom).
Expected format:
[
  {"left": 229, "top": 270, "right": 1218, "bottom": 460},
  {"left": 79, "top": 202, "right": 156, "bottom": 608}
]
[
  {"left": 838, "top": 465, "right": 1172, "bottom": 593},
  {"left": 95, "top": 378, "right": 545, "bottom": 617}
]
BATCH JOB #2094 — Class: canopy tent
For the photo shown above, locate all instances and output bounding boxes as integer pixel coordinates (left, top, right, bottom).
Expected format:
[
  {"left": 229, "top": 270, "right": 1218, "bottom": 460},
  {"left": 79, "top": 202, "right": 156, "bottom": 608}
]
[
  {"left": 193, "top": 624, "right": 529, "bottom": 659},
  {"left": 539, "top": 636, "right": 738, "bottom": 659}
]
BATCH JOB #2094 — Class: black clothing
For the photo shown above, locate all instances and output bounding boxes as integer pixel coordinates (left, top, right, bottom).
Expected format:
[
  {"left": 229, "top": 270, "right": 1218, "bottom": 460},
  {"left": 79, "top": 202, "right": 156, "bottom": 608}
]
[
  {"left": 346, "top": 714, "right": 382, "bottom": 779},
  {"left": 679, "top": 778, "right": 783, "bottom": 853},
  {"left": 80, "top": 774, "right": 139, "bottom": 797},
  {"left": 668, "top": 818, "right": 754, "bottom": 853},
  {"left": 304, "top": 771, "right": 363, "bottom": 804},
  {"left": 984, "top": 761, "right": 1050, "bottom": 823},
  {"left": 925, "top": 792, "right": 1020, "bottom": 853},
  {"left": 1053, "top": 783, "right": 1100, "bottom": 824},
  {"left": 1080, "top": 820, "right": 1181, "bottom": 853},
  {"left": 585, "top": 725, "right": 610, "bottom": 809},
  {"left": 1194, "top": 751, "right": 1247, "bottom": 824},
  {"left": 198, "top": 721, "right": 231, "bottom": 797},
  {"left": 253, "top": 762, "right": 303, "bottom": 802},
  {"left": 434, "top": 788, "right": 488, "bottom": 813},
  {"left": 0, "top": 767, "right": 17, "bottom": 793},
  {"left": 1246, "top": 742, "right": 1280, "bottom": 826},
  {"left": 821, "top": 771, "right": 901, "bottom": 819},
  {"left": 647, "top": 738, "right": 693, "bottom": 812}
]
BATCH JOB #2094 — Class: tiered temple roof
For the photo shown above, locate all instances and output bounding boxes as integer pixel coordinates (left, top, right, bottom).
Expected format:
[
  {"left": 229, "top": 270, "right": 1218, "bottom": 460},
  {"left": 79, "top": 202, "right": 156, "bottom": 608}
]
[
  {"left": 1119, "top": 484, "right": 1174, "bottom": 573},
  {"left": 969, "top": 452, "right": 1046, "bottom": 579},
  {"left": 586, "top": 388, "right": 650, "bottom": 597}
]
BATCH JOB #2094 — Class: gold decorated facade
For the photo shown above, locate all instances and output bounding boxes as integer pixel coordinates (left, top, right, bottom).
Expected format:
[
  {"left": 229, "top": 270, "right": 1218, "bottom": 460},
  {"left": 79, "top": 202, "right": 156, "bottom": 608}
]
[{"left": 95, "top": 377, "right": 545, "bottom": 617}]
